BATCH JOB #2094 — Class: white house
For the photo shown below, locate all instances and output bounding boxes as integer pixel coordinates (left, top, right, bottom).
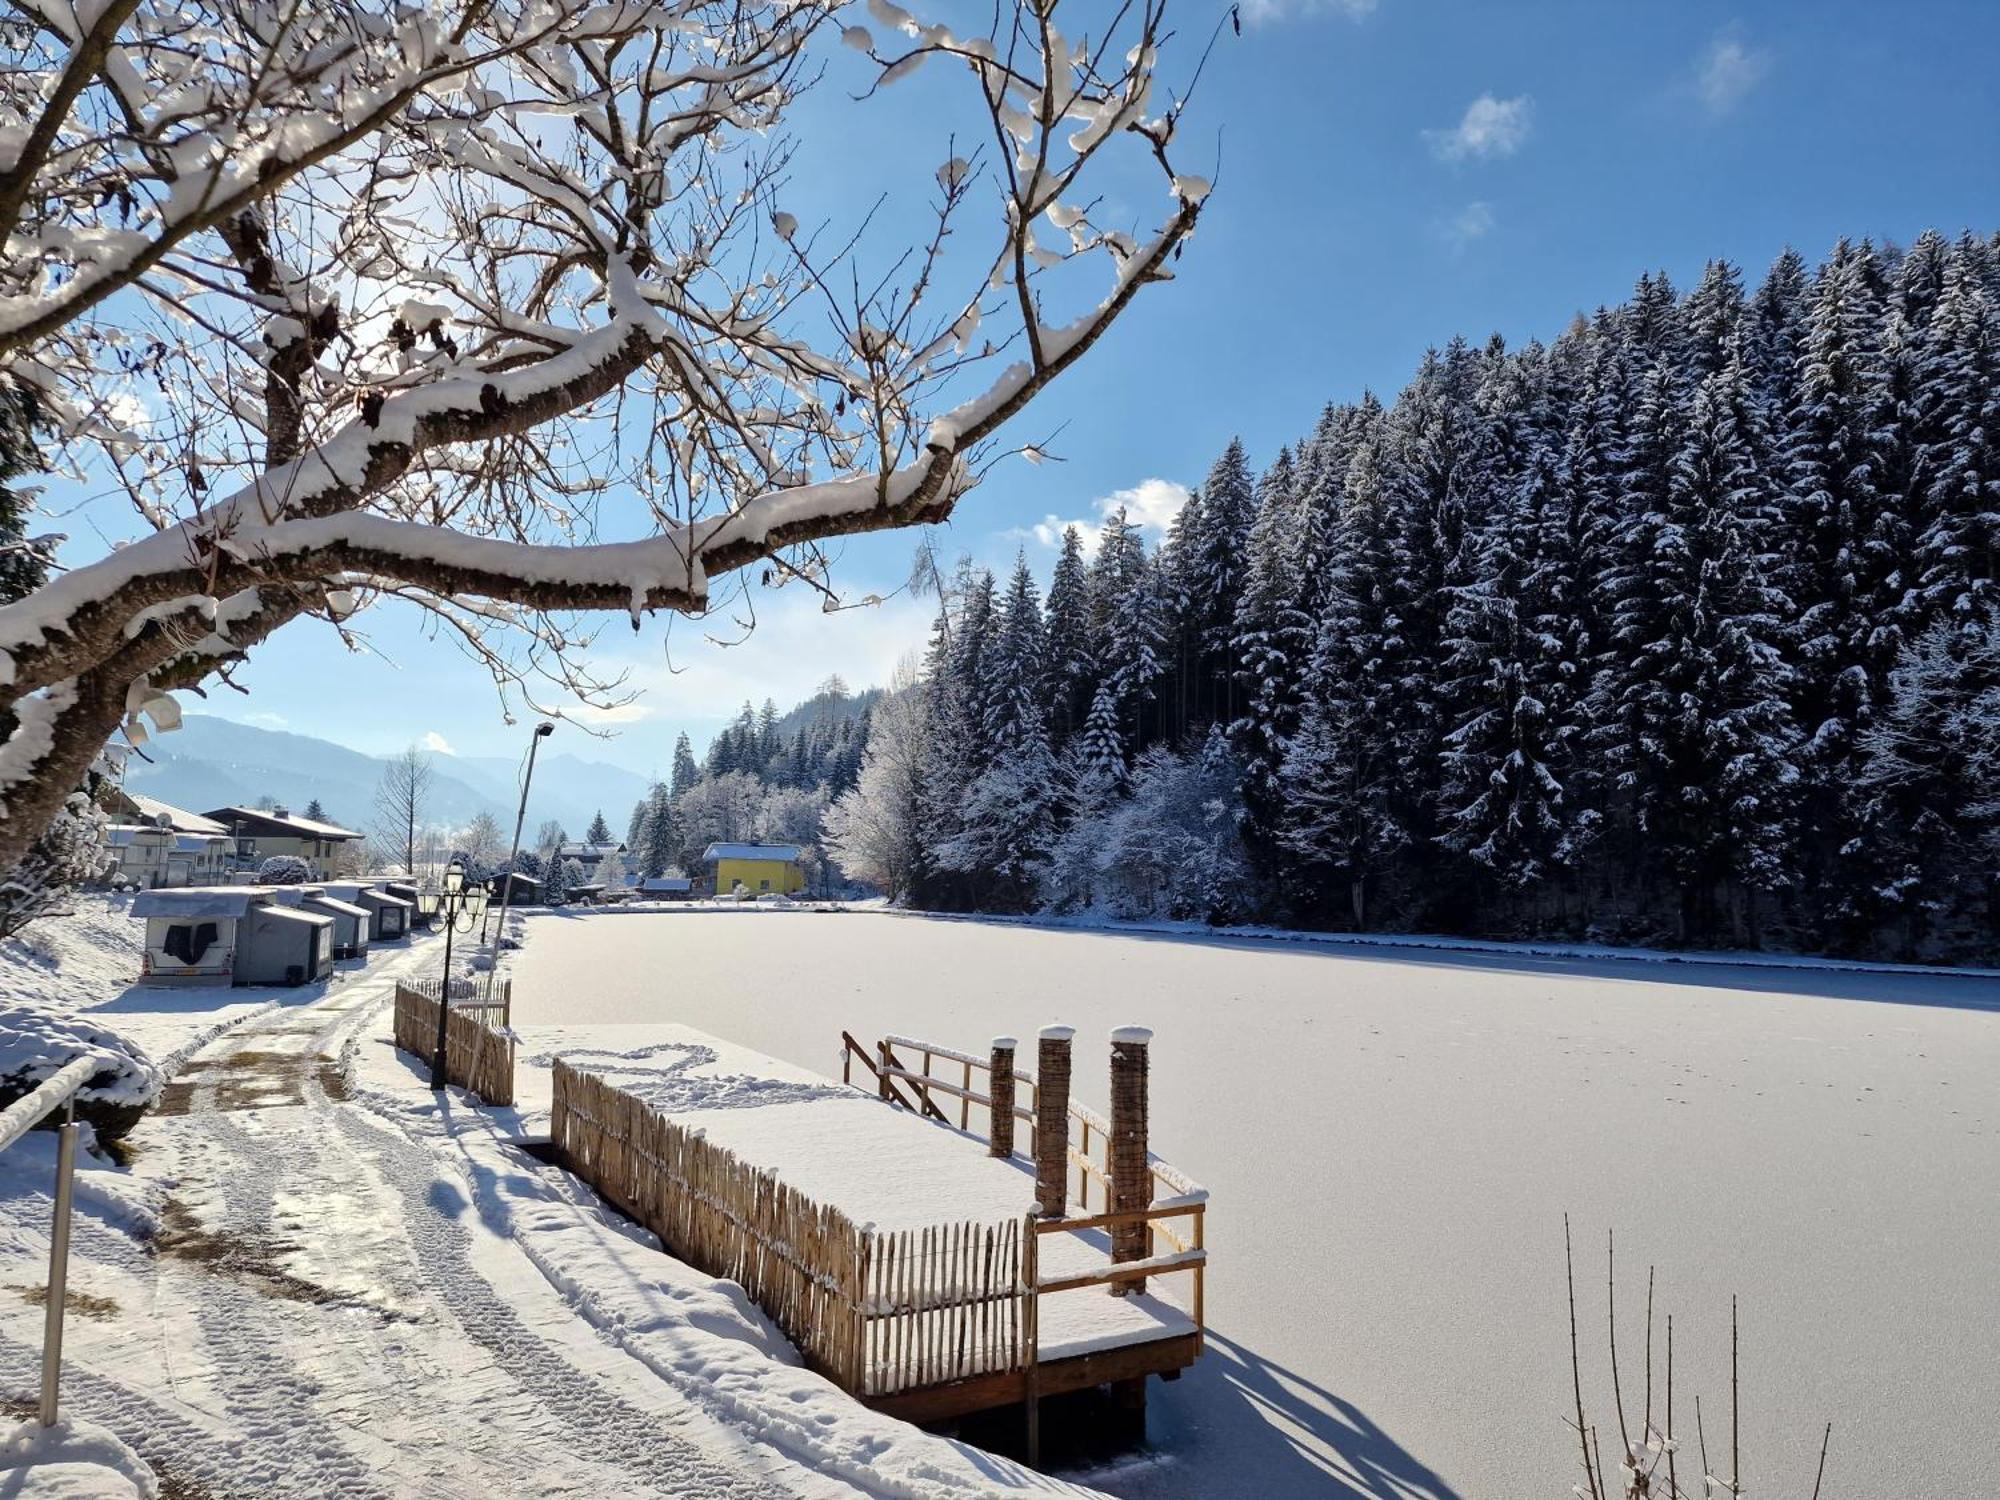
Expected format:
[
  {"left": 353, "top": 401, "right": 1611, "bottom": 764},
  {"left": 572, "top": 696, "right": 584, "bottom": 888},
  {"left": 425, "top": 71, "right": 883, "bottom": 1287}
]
[
  {"left": 205, "top": 805, "right": 366, "bottom": 879},
  {"left": 103, "top": 796, "right": 232, "bottom": 888}
]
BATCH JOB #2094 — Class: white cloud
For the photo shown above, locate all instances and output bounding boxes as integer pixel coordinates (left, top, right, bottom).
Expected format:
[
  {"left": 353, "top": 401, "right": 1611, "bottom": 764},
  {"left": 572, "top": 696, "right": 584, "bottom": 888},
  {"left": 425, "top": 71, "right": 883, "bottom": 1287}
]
[
  {"left": 1442, "top": 200, "right": 1495, "bottom": 249},
  {"left": 1028, "top": 477, "right": 1192, "bottom": 556},
  {"left": 1696, "top": 31, "right": 1769, "bottom": 116},
  {"left": 596, "top": 588, "right": 937, "bottom": 728},
  {"left": 421, "top": 730, "right": 455, "bottom": 754},
  {"left": 1236, "top": 0, "right": 1376, "bottom": 26},
  {"left": 1424, "top": 94, "right": 1533, "bottom": 163}
]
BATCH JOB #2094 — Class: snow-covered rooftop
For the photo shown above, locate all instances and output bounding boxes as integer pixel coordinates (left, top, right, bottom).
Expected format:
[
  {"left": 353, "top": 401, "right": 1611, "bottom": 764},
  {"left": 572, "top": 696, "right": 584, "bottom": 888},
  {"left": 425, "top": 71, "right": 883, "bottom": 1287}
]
[
  {"left": 128, "top": 793, "right": 229, "bottom": 836},
  {"left": 205, "top": 805, "right": 364, "bottom": 840},
  {"left": 130, "top": 887, "right": 270, "bottom": 919},
  {"left": 701, "top": 843, "right": 803, "bottom": 864}
]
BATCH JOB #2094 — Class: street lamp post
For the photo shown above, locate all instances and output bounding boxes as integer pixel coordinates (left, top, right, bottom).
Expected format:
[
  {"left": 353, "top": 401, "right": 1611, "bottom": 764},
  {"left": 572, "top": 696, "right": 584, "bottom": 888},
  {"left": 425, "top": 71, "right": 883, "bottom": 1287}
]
[
  {"left": 428, "top": 857, "right": 489, "bottom": 1090},
  {"left": 483, "top": 720, "right": 554, "bottom": 997}
]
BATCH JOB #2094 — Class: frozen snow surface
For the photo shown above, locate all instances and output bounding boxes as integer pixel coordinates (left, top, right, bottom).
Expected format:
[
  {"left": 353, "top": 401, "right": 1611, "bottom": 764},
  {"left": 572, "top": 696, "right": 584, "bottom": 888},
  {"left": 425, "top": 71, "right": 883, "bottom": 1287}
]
[{"left": 512, "top": 907, "right": 1999, "bottom": 1499}]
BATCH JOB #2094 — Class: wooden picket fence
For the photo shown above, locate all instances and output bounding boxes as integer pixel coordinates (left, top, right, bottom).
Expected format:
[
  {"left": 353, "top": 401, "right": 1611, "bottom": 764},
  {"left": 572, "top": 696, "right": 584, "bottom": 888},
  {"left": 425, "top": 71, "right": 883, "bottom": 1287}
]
[
  {"left": 549, "top": 1060, "right": 1027, "bottom": 1397},
  {"left": 392, "top": 979, "right": 515, "bottom": 1105}
]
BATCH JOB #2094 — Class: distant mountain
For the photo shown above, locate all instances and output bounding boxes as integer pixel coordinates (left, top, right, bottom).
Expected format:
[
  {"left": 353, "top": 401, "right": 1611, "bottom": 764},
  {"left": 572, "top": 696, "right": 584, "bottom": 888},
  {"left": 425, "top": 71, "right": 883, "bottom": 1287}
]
[{"left": 123, "top": 716, "right": 649, "bottom": 840}]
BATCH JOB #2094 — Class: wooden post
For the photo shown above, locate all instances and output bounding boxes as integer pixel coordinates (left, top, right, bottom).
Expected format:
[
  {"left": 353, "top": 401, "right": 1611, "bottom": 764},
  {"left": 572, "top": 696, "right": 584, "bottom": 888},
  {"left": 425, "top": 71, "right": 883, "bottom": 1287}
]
[
  {"left": 1109, "top": 1025, "right": 1153, "bottom": 1292},
  {"left": 988, "top": 1038, "right": 1017, "bottom": 1159},
  {"left": 876, "top": 1039, "right": 892, "bottom": 1103},
  {"left": 1033, "top": 1026, "right": 1072, "bottom": 1218}
]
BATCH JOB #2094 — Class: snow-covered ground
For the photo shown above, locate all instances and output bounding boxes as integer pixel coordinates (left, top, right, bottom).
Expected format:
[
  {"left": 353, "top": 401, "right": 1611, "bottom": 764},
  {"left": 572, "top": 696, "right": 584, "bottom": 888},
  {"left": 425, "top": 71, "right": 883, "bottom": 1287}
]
[
  {"left": 0, "top": 901, "right": 1109, "bottom": 1498},
  {"left": 511, "top": 906, "right": 2000, "bottom": 1499}
]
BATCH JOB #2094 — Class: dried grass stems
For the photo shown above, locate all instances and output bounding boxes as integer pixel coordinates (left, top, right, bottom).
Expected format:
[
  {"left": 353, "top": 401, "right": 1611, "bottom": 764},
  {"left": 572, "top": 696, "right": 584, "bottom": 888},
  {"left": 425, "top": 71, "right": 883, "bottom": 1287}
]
[{"left": 1561, "top": 1217, "right": 1832, "bottom": 1500}]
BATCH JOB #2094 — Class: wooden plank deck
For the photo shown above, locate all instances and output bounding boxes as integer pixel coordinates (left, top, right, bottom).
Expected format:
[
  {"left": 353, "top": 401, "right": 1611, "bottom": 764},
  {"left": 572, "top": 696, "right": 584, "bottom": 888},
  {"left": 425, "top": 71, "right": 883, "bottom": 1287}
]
[{"left": 511, "top": 1021, "right": 1201, "bottom": 1416}]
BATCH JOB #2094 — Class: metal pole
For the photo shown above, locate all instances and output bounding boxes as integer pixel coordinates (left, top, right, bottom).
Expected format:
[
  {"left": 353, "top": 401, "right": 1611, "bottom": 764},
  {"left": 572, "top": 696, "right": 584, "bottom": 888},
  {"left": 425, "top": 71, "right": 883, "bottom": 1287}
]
[
  {"left": 484, "top": 723, "right": 551, "bottom": 992},
  {"left": 432, "top": 914, "right": 455, "bottom": 1090},
  {"left": 40, "top": 1106, "right": 78, "bottom": 1426}
]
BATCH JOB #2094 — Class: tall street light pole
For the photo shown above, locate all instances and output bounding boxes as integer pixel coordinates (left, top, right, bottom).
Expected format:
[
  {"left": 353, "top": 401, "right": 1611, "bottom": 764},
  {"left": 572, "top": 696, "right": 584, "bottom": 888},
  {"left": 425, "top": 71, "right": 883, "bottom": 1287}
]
[{"left": 484, "top": 721, "right": 554, "bottom": 1001}]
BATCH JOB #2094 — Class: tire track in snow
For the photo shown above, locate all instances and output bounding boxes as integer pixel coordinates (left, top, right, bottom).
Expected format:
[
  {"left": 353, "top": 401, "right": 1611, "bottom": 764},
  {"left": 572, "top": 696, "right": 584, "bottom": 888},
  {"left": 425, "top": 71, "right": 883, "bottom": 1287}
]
[{"left": 328, "top": 1100, "right": 779, "bottom": 1499}]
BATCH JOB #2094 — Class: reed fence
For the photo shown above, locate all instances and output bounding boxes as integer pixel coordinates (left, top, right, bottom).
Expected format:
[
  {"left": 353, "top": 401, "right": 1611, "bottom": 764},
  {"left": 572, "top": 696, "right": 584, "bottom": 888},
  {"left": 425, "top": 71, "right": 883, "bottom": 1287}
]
[
  {"left": 550, "top": 1059, "right": 1029, "bottom": 1396},
  {"left": 392, "top": 979, "right": 515, "bottom": 1105}
]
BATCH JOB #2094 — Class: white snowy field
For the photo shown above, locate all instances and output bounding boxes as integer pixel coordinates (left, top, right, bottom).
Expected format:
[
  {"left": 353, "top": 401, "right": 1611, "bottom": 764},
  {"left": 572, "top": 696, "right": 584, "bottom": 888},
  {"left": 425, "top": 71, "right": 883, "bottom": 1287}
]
[{"left": 512, "top": 907, "right": 2000, "bottom": 1499}]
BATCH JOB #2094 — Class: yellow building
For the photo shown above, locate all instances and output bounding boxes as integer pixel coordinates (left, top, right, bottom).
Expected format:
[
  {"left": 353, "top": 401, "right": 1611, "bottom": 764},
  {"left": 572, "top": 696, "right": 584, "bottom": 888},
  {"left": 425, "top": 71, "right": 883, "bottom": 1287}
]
[{"left": 703, "top": 842, "right": 807, "bottom": 897}]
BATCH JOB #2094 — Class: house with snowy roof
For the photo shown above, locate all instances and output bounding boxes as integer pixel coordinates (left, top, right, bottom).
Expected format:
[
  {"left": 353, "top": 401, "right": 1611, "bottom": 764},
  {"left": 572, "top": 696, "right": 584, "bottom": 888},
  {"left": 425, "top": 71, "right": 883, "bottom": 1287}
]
[
  {"left": 701, "top": 842, "right": 806, "bottom": 898},
  {"left": 101, "top": 793, "right": 232, "bottom": 888},
  {"left": 555, "top": 839, "right": 625, "bottom": 872},
  {"left": 204, "top": 805, "right": 365, "bottom": 880}
]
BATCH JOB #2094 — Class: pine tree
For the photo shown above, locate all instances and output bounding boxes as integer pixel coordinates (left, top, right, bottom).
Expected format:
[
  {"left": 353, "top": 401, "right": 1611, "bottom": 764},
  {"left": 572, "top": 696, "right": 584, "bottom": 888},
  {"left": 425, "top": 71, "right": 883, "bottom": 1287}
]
[
  {"left": 1230, "top": 448, "right": 1312, "bottom": 829},
  {"left": 304, "top": 798, "right": 326, "bottom": 822},
  {"left": 984, "top": 555, "right": 1047, "bottom": 753},
  {"left": 1914, "top": 242, "right": 2000, "bottom": 632},
  {"left": 670, "top": 734, "right": 699, "bottom": 797},
  {"left": 1042, "top": 526, "right": 1096, "bottom": 741},
  {"left": 1438, "top": 444, "right": 1590, "bottom": 900},
  {"left": 544, "top": 851, "right": 571, "bottom": 905},
  {"left": 1609, "top": 349, "right": 1799, "bottom": 938},
  {"left": 1172, "top": 439, "right": 1257, "bottom": 728},
  {"left": 640, "top": 783, "right": 676, "bottom": 877},
  {"left": 585, "top": 809, "right": 612, "bottom": 844}
]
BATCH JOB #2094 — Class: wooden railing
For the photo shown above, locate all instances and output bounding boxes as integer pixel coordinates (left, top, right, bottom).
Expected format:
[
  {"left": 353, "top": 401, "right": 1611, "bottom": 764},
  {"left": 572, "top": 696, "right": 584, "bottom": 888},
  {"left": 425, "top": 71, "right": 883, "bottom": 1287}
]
[
  {"left": 392, "top": 979, "right": 515, "bottom": 1105},
  {"left": 850, "top": 1030, "right": 1209, "bottom": 1350}
]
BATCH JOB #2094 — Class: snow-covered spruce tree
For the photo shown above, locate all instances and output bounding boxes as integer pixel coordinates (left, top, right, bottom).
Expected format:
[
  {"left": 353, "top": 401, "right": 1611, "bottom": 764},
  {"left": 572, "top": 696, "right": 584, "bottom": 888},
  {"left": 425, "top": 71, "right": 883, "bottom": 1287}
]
[
  {"left": 1041, "top": 526, "right": 1097, "bottom": 743},
  {"left": 584, "top": 810, "right": 612, "bottom": 846},
  {"left": 1376, "top": 341, "right": 1481, "bottom": 911},
  {"left": 670, "top": 737, "right": 701, "bottom": 801},
  {"left": 1782, "top": 239, "right": 1898, "bottom": 942},
  {"left": 983, "top": 555, "right": 1047, "bottom": 754},
  {"left": 639, "top": 784, "right": 676, "bottom": 878},
  {"left": 1914, "top": 241, "right": 2000, "bottom": 635},
  {"left": 1228, "top": 447, "right": 1310, "bottom": 839},
  {"left": 1437, "top": 444, "right": 1591, "bottom": 913},
  {"left": 1604, "top": 349, "right": 1799, "bottom": 941},
  {"left": 1276, "top": 416, "right": 1405, "bottom": 928},
  {"left": 1171, "top": 438, "right": 1257, "bottom": 730},
  {"left": 542, "top": 853, "right": 570, "bottom": 906},
  {"left": 0, "top": 0, "right": 1210, "bottom": 871},
  {"left": 1857, "top": 614, "right": 2000, "bottom": 955}
]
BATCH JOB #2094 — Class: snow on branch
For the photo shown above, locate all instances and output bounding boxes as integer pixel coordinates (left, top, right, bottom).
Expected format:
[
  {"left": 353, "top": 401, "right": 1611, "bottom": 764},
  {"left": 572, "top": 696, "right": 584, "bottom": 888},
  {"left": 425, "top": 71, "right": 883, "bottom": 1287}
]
[{"left": 0, "top": 0, "right": 1211, "bottom": 870}]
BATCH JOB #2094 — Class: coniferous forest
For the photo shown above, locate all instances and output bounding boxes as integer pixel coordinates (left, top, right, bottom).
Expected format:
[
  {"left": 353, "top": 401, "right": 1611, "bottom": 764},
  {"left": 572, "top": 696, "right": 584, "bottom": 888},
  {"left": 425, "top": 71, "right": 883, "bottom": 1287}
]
[{"left": 825, "top": 232, "right": 2000, "bottom": 961}]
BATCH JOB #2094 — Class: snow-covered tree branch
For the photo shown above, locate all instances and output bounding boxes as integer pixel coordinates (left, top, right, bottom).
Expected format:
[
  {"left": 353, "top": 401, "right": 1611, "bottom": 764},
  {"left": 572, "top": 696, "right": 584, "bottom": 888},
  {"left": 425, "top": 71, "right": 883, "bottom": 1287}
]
[{"left": 0, "top": 0, "right": 1211, "bottom": 869}]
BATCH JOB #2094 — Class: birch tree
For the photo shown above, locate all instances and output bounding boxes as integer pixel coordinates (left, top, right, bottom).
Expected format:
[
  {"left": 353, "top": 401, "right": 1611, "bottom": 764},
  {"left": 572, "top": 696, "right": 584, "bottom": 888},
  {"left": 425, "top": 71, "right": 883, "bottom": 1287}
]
[{"left": 0, "top": 0, "right": 1213, "bottom": 869}]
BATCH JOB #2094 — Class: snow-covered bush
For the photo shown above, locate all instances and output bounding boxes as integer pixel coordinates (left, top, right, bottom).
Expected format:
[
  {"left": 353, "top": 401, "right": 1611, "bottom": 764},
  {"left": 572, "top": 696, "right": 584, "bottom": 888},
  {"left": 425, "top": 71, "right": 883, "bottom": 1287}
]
[
  {"left": 1094, "top": 731, "right": 1254, "bottom": 924},
  {"left": 256, "top": 854, "right": 312, "bottom": 885},
  {"left": 0, "top": 1003, "right": 162, "bottom": 1141}
]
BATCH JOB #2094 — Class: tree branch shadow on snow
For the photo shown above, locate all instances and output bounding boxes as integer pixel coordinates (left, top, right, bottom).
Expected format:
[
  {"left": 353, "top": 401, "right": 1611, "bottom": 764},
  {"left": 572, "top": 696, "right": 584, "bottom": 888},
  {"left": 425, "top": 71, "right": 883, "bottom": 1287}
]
[
  {"left": 1125, "top": 1330, "right": 1462, "bottom": 1500},
  {"left": 882, "top": 912, "right": 2000, "bottom": 1015}
]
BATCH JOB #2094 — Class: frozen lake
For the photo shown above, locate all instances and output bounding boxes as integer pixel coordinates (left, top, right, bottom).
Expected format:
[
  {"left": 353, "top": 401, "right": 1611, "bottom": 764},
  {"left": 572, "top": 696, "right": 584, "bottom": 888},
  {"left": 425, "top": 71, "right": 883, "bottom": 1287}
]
[{"left": 512, "top": 908, "right": 1998, "bottom": 1498}]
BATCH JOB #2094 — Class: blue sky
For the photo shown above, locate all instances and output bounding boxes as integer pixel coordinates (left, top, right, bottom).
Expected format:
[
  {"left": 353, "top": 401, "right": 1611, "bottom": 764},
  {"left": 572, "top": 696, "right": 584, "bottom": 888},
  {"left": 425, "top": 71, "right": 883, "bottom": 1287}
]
[{"left": 88, "top": 1, "right": 2000, "bottom": 777}]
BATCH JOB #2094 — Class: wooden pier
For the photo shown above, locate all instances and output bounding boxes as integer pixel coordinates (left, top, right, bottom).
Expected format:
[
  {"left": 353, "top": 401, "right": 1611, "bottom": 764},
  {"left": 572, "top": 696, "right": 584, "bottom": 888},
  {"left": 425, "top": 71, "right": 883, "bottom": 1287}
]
[{"left": 540, "top": 1022, "right": 1207, "bottom": 1454}]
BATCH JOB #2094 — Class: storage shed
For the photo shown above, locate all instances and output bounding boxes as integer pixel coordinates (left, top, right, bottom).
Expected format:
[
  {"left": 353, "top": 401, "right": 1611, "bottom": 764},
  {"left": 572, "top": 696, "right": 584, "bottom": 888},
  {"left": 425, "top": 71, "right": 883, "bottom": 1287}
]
[
  {"left": 322, "top": 882, "right": 413, "bottom": 941},
  {"left": 133, "top": 887, "right": 261, "bottom": 986},
  {"left": 235, "top": 903, "right": 334, "bottom": 986},
  {"left": 268, "top": 886, "right": 372, "bottom": 960}
]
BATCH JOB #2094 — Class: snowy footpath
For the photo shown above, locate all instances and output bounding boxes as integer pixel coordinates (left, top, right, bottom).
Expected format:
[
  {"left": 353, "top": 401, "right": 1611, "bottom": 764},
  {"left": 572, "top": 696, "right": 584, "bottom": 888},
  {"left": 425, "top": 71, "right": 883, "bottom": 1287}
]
[{"left": 0, "top": 912, "right": 1105, "bottom": 1498}]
